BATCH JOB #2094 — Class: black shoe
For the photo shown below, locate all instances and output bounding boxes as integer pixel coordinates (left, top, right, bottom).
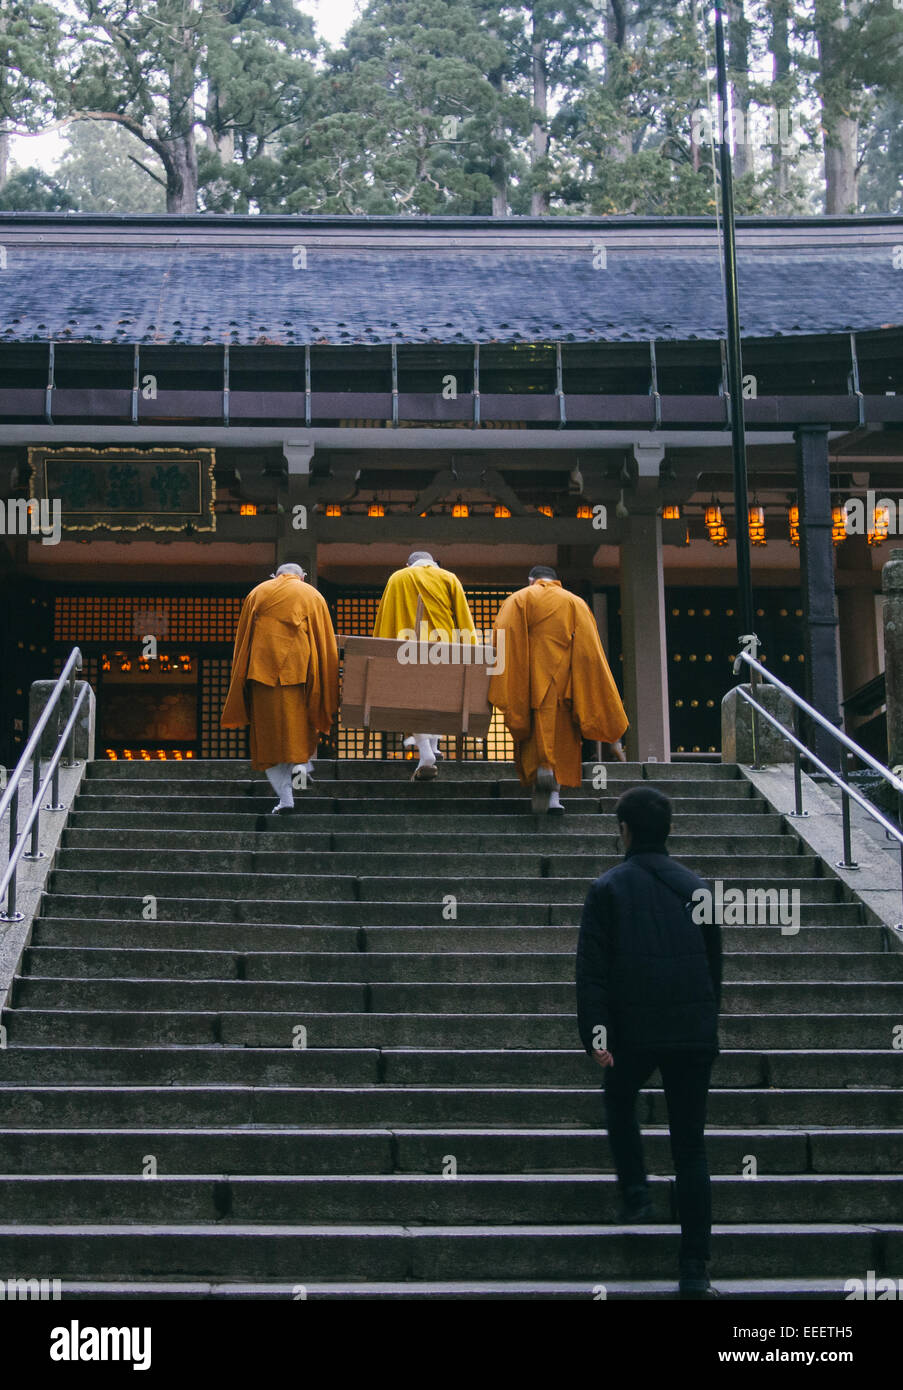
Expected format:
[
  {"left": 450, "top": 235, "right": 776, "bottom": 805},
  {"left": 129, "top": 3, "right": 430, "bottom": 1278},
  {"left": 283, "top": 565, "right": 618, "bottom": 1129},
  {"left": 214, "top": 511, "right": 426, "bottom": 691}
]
[
  {"left": 679, "top": 1260, "right": 719, "bottom": 1298},
  {"left": 679, "top": 1281, "right": 720, "bottom": 1299},
  {"left": 619, "top": 1191, "right": 654, "bottom": 1223}
]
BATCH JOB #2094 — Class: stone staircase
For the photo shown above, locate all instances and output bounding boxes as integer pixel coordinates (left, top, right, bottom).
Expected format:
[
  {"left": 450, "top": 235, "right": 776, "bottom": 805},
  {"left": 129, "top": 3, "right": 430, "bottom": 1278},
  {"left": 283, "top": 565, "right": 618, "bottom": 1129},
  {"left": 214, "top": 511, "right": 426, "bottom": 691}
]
[{"left": 0, "top": 758, "right": 901, "bottom": 1299}]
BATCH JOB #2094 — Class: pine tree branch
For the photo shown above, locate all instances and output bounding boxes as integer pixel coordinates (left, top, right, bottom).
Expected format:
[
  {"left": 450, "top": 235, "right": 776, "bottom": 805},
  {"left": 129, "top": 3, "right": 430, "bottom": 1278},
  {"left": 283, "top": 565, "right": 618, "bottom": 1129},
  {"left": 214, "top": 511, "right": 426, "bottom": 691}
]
[{"left": 127, "top": 151, "right": 167, "bottom": 187}]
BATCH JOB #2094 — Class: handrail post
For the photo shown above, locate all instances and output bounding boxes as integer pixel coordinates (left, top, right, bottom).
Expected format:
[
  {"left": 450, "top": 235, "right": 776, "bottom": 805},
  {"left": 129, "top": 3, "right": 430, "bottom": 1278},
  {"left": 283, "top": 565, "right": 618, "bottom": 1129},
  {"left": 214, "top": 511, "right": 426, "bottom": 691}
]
[
  {"left": 52, "top": 675, "right": 64, "bottom": 804},
  {"left": 899, "top": 790, "right": 903, "bottom": 925},
  {"left": 748, "top": 659, "right": 760, "bottom": 767},
  {"left": 63, "top": 657, "right": 80, "bottom": 769},
  {"left": 837, "top": 790, "right": 859, "bottom": 870},
  {"left": 50, "top": 753, "right": 62, "bottom": 812},
  {"left": 24, "top": 747, "right": 44, "bottom": 860},
  {"left": 4, "top": 784, "right": 21, "bottom": 921},
  {"left": 791, "top": 705, "right": 806, "bottom": 817}
]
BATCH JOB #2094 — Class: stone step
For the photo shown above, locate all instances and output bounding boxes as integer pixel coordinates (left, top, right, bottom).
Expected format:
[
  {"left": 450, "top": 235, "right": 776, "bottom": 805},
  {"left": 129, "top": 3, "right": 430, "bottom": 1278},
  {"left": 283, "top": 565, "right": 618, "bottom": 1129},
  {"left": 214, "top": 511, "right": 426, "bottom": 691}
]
[
  {"left": 44, "top": 871, "right": 844, "bottom": 903},
  {"left": 38, "top": 897, "right": 864, "bottom": 926},
  {"left": 21, "top": 947, "right": 899, "bottom": 984},
  {"left": 0, "top": 1173, "right": 898, "bottom": 1225},
  {"left": 14, "top": 975, "right": 900, "bottom": 1014},
  {"left": 49, "top": 851, "right": 825, "bottom": 882},
  {"left": 76, "top": 778, "right": 755, "bottom": 803},
  {"left": 0, "top": 1084, "right": 898, "bottom": 1128},
  {"left": 6, "top": 1009, "right": 894, "bottom": 1048},
  {"left": 31, "top": 1277, "right": 867, "bottom": 1300},
  {"left": 1, "top": 1125, "right": 895, "bottom": 1175},
  {"left": 26, "top": 918, "right": 884, "bottom": 954},
  {"left": 66, "top": 810, "right": 786, "bottom": 835},
  {"left": 0, "top": 1223, "right": 892, "bottom": 1279},
  {"left": 71, "top": 795, "right": 761, "bottom": 816},
  {"left": 85, "top": 760, "right": 743, "bottom": 782},
  {"left": 61, "top": 829, "right": 801, "bottom": 857},
  {"left": 1, "top": 1045, "right": 898, "bottom": 1091},
  {"left": 52, "top": 839, "right": 816, "bottom": 872}
]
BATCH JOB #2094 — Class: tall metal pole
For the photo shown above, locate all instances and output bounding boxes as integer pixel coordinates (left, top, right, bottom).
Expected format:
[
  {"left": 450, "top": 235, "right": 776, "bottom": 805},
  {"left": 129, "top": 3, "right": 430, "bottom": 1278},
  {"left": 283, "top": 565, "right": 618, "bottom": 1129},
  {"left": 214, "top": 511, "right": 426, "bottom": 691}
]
[{"left": 714, "top": 4, "right": 755, "bottom": 642}]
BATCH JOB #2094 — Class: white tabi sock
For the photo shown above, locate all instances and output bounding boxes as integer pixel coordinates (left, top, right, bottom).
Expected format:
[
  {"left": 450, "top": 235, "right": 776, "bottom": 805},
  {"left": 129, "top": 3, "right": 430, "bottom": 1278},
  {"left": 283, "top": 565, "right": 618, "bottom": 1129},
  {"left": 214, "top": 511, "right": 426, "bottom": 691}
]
[
  {"left": 413, "top": 734, "right": 436, "bottom": 768},
  {"left": 265, "top": 762, "right": 294, "bottom": 809}
]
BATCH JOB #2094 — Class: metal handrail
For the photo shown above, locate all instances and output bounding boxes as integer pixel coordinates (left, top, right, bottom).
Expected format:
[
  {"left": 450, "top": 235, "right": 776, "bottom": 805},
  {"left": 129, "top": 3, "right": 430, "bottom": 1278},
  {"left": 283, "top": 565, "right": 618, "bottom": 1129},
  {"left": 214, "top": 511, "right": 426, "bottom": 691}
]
[
  {"left": 733, "top": 649, "right": 903, "bottom": 910},
  {"left": 0, "top": 648, "right": 84, "bottom": 922}
]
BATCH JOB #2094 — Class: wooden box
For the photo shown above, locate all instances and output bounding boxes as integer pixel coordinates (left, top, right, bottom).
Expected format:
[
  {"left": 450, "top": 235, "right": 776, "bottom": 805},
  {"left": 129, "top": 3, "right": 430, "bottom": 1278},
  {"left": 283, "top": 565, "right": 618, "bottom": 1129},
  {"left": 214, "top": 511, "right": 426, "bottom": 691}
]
[{"left": 339, "top": 635, "right": 494, "bottom": 736}]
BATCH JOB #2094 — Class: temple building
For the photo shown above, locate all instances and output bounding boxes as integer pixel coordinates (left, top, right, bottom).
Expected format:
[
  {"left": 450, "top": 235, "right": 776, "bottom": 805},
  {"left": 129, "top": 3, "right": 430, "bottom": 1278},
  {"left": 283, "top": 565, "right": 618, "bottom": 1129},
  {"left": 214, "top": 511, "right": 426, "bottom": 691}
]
[{"left": 1, "top": 211, "right": 901, "bottom": 766}]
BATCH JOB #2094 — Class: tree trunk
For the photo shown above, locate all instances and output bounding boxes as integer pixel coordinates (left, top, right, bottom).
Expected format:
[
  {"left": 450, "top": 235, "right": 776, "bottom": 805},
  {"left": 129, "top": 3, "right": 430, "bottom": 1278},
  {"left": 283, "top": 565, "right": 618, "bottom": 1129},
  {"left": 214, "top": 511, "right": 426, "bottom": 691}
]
[
  {"left": 163, "top": 131, "right": 198, "bottom": 213},
  {"left": 205, "top": 82, "right": 234, "bottom": 162},
  {"left": 603, "top": 0, "right": 633, "bottom": 164},
  {"left": 487, "top": 49, "right": 508, "bottom": 216},
  {"left": 768, "top": 0, "right": 792, "bottom": 202},
  {"left": 491, "top": 129, "right": 508, "bottom": 217},
  {"left": 166, "top": 3, "right": 199, "bottom": 212},
  {"left": 530, "top": 11, "right": 549, "bottom": 216},
  {"left": 726, "top": 1, "right": 751, "bottom": 180},
  {"left": 0, "top": 39, "right": 7, "bottom": 191},
  {"left": 823, "top": 111, "right": 859, "bottom": 213},
  {"left": 815, "top": 3, "right": 860, "bottom": 214}
]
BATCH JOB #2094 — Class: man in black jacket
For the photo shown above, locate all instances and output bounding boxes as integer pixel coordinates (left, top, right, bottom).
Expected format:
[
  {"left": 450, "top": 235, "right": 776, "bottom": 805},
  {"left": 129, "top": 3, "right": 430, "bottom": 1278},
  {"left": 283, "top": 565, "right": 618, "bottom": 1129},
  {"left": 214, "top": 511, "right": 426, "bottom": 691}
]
[{"left": 576, "top": 785, "right": 722, "bottom": 1298}]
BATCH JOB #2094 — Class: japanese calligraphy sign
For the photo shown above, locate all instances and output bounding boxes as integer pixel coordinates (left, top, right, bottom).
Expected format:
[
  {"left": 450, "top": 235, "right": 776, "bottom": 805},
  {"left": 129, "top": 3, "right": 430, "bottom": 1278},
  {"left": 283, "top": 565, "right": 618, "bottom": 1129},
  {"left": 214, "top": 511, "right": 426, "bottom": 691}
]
[{"left": 27, "top": 447, "right": 216, "bottom": 533}]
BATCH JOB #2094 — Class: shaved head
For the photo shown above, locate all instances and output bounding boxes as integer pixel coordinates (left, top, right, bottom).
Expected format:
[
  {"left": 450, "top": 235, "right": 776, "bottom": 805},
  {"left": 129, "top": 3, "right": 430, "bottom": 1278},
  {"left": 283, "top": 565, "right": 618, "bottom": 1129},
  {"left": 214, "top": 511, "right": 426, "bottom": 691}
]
[
  {"left": 273, "top": 562, "right": 306, "bottom": 579},
  {"left": 407, "top": 551, "right": 436, "bottom": 567}
]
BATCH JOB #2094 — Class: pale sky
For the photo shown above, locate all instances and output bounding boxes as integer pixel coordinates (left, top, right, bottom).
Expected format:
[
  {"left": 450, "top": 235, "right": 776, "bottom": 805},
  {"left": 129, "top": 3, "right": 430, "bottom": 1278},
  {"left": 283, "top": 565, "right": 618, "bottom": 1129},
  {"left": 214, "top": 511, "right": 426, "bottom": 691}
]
[{"left": 9, "top": 0, "right": 361, "bottom": 174}]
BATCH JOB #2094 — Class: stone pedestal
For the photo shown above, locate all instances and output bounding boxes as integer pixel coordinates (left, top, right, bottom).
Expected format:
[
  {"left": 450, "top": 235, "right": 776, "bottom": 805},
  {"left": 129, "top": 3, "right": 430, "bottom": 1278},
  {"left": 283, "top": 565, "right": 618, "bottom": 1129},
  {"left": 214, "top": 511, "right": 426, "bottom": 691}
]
[
  {"left": 882, "top": 548, "right": 903, "bottom": 773},
  {"left": 722, "top": 683, "right": 795, "bottom": 764},
  {"left": 28, "top": 681, "right": 96, "bottom": 762}
]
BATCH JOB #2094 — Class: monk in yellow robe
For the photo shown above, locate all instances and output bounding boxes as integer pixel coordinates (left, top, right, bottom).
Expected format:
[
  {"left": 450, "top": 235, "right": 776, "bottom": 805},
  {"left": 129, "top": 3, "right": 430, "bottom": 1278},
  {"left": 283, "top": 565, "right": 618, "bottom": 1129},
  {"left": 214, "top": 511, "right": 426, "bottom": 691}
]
[
  {"left": 373, "top": 551, "right": 478, "bottom": 780},
  {"left": 221, "top": 563, "right": 338, "bottom": 814},
  {"left": 490, "top": 565, "right": 628, "bottom": 813}
]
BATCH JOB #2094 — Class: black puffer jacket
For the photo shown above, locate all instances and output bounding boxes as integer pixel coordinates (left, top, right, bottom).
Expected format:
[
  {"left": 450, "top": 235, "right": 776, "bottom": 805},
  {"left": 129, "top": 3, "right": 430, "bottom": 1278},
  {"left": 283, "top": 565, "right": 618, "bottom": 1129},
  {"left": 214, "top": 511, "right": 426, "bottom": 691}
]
[{"left": 576, "top": 848, "right": 722, "bottom": 1055}]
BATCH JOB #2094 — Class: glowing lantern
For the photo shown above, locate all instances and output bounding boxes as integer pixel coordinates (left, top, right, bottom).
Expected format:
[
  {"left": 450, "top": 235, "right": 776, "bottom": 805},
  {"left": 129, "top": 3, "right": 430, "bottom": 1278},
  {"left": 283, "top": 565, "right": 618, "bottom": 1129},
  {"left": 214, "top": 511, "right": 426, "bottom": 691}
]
[
  {"left": 705, "top": 501, "right": 729, "bottom": 546},
  {"left": 789, "top": 504, "right": 800, "bottom": 548},
  {"left": 868, "top": 504, "right": 890, "bottom": 547}
]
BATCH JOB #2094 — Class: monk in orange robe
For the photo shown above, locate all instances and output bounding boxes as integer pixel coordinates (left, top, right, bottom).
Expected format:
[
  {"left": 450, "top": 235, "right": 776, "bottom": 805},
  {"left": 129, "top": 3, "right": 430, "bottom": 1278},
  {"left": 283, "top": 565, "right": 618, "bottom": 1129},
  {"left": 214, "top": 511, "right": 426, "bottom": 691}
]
[
  {"left": 221, "top": 563, "right": 338, "bottom": 814},
  {"left": 372, "top": 551, "right": 478, "bottom": 780},
  {"left": 489, "top": 565, "right": 628, "bottom": 813}
]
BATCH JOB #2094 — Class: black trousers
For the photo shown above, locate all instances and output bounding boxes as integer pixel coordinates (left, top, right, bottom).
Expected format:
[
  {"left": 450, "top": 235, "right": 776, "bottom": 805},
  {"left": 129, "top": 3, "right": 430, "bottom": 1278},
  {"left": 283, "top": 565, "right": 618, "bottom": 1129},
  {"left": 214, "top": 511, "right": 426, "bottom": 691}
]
[{"left": 603, "top": 1048, "right": 715, "bottom": 1268}]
